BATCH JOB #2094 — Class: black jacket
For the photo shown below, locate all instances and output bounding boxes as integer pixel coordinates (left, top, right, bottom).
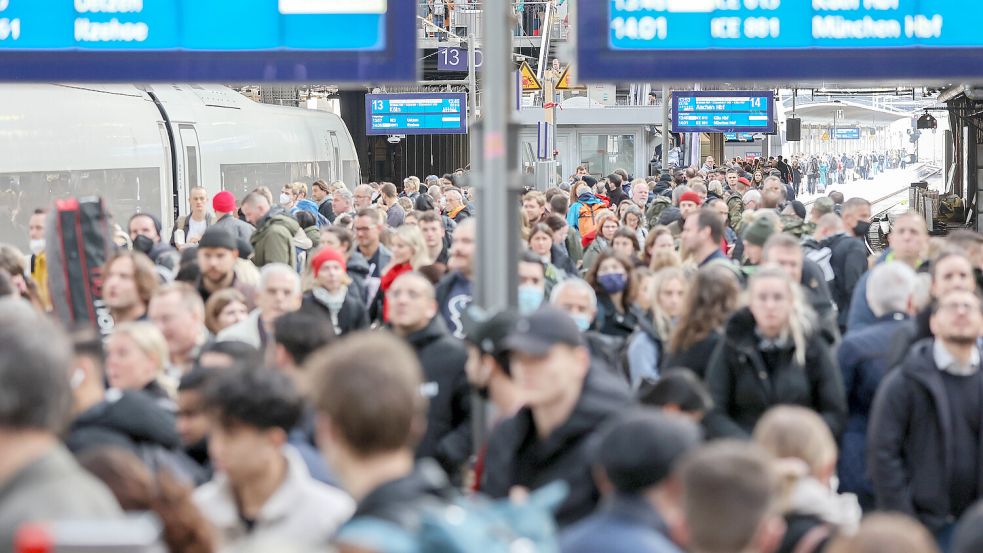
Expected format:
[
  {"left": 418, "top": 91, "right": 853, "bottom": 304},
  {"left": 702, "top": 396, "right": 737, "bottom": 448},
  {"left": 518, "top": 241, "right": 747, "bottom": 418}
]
[
  {"left": 662, "top": 330, "right": 722, "bottom": 380},
  {"left": 593, "top": 293, "right": 643, "bottom": 339},
  {"left": 405, "top": 317, "right": 472, "bottom": 481},
  {"left": 802, "top": 258, "right": 840, "bottom": 346},
  {"left": 868, "top": 339, "right": 983, "bottom": 531},
  {"left": 550, "top": 244, "right": 577, "bottom": 277},
  {"left": 435, "top": 270, "right": 472, "bottom": 339},
  {"left": 705, "top": 308, "right": 847, "bottom": 438},
  {"left": 821, "top": 233, "right": 868, "bottom": 330},
  {"left": 300, "top": 286, "right": 370, "bottom": 336},
  {"left": 346, "top": 252, "right": 371, "bottom": 306},
  {"left": 66, "top": 390, "right": 207, "bottom": 485},
  {"left": 481, "top": 368, "right": 631, "bottom": 527}
]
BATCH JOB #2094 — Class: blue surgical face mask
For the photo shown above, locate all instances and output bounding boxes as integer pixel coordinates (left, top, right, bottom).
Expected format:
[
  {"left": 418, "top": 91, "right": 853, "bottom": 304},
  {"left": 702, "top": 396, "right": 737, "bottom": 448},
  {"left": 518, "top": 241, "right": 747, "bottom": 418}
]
[
  {"left": 598, "top": 272, "right": 627, "bottom": 294},
  {"left": 571, "top": 313, "right": 592, "bottom": 332},
  {"left": 517, "top": 285, "right": 544, "bottom": 315}
]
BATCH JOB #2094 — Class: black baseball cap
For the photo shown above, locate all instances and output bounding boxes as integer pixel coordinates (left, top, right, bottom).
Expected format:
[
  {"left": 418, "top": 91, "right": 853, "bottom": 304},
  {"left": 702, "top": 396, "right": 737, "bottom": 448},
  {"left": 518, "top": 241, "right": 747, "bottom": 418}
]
[
  {"left": 503, "top": 306, "right": 583, "bottom": 356},
  {"left": 197, "top": 227, "right": 237, "bottom": 251},
  {"left": 461, "top": 305, "right": 518, "bottom": 358}
]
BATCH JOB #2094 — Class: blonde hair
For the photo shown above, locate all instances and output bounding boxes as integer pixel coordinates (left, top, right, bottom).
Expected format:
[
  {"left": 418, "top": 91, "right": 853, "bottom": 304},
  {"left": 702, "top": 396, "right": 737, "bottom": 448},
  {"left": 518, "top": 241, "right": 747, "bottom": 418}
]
[
  {"left": 112, "top": 322, "right": 169, "bottom": 371},
  {"left": 650, "top": 267, "right": 687, "bottom": 340},
  {"left": 649, "top": 249, "right": 681, "bottom": 272},
  {"left": 394, "top": 224, "right": 431, "bottom": 270},
  {"left": 749, "top": 266, "right": 814, "bottom": 366},
  {"left": 290, "top": 181, "right": 309, "bottom": 198}
]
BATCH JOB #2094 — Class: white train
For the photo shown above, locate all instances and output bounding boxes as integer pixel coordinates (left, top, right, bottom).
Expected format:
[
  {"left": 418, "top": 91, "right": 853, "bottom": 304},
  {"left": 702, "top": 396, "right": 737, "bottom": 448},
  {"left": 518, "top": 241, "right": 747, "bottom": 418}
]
[{"left": 0, "top": 83, "right": 360, "bottom": 249}]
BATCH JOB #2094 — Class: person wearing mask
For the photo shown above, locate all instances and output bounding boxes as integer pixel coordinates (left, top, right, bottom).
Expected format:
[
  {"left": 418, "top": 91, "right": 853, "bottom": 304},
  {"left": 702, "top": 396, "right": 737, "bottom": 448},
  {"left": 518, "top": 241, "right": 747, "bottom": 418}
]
[
  {"left": 626, "top": 267, "right": 687, "bottom": 388},
  {"left": 203, "top": 288, "right": 250, "bottom": 336},
  {"left": 105, "top": 322, "right": 175, "bottom": 411},
  {"left": 0, "top": 303, "right": 122, "bottom": 546},
  {"left": 560, "top": 409, "right": 701, "bottom": 553},
  {"left": 218, "top": 263, "right": 302, "bottom": 351},
  {"left": 754, "top": 407, "right": 861, "bottom": 553},
  {"left": 581, "top": 211, "right": 619, "bottom": 273},
  {"left": 193, "top": 226, "right": 256, "bottom": 306},
  {"left": 311, "top": 180, "right": 335, "bottom": 223},
  {"left": 148, "top": 283, "right": 209, "bottom": 377},
  {"left": 194, "top": 367, "right": 353, "bottom": 551},
  {"left": 211, "top": 190, "right": 254, "bottom": 244},
  {"left": 103, "top": 251, "right": 159, "bottom": 326},
  {"left": 27, "top": 208, "right": 50, "bottom": 310},
  {"left": 663, "top": 265, "right": 741, "bottom": 379},
  {"left": 387, "top": 272, "right": 472, "bottom": 482},
  {"left": 376, "top": 225, "right": 431, "bottom": 322},
  {"left": 518, "top": 251, "right": 548, "bottom": 315},
  {"left": 240, "top": 191, "right": 306, "bottom": 268},
  {"left": 128, "top": 212, "right": 174, "bottom": 262},
  {"left": 436, "top": 218, "right": 475, "bottom": 339},
  {"left": 847, "top": 212, "right": 928, "bottom": 332},
  {"left": 301, "top": 247, "right": 369, "bottom": 336},
  {"left": 706, "top": 267, "right": 847, "bottom": 438},
  {"left": 354, "top": 207, "right": 392, "bottom": 280},
  {"left": 869, "top": 288, "right": 983, "bottom": 550},
  {"left": 171, "top": 186, "right": 214, "bottom": 250},
  {"left": 278, "top": 183, "right": 302, "bottom": 212},
  {"left": 813, "top": 213, "right": 870, "bottom": 332},
  {"left": 586, "top": 251, "right": 642, "bottom": 339},
  {"left": 678, "top": 442, "right": 784, "bottom": 553},
  {"left": 482, "top": 307, "right": 631, "bottom": 527},
  {"left": 837, "top": 262, "right": 919, "bottom": 512}
]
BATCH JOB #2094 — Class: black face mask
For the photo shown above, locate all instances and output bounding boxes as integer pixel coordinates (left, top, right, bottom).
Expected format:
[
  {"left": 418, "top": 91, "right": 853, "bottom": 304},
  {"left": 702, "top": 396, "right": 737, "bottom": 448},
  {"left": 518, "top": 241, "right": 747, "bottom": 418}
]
[
  {"left": 854, "top": 220, "right": 872, "bottom": 238},
  {"left": 132, "top": 234, "right": 154, "bottom": 255}
]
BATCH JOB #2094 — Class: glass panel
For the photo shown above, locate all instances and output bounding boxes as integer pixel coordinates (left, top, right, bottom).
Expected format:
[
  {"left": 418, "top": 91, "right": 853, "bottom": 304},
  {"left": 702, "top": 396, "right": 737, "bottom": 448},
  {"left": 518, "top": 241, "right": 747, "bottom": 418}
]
[
  {"left": 578, "top": 134, "right": 635, "bottom": 179},
  {"left": 186, "top": 146, "right": 199, "bottom": 188},
  {"left": 0, "top": 168, "right": 162, "bottom": 251}
]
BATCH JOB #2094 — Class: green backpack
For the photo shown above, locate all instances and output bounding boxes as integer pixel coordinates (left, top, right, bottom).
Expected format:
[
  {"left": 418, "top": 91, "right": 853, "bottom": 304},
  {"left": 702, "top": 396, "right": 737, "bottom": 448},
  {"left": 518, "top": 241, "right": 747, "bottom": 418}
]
[{"left": 645, "top": 196, "right": 673, "bottom": 229}]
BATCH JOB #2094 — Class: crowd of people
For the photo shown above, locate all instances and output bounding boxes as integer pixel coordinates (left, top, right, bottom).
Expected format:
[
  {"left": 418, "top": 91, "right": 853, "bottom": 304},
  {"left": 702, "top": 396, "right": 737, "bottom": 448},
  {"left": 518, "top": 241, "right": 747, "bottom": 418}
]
[{"left": 1, "top": 156, "right": 982, "bottom": 553}]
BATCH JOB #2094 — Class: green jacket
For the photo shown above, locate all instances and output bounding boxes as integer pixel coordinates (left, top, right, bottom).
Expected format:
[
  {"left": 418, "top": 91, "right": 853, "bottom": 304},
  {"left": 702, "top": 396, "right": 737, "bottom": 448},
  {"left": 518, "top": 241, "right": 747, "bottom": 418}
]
[
  {"left": 251, "top": 210, "right": 301, "bottom": 267},
  {"left": 304, "top": 226, "right": 320, "bottom": 250}
]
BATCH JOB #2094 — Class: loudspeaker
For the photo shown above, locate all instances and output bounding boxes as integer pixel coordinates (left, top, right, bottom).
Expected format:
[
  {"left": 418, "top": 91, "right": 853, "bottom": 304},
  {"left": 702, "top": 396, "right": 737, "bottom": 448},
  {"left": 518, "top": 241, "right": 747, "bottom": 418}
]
[{"left": 786, "top": 118, "right": 801, "bottom": 142}]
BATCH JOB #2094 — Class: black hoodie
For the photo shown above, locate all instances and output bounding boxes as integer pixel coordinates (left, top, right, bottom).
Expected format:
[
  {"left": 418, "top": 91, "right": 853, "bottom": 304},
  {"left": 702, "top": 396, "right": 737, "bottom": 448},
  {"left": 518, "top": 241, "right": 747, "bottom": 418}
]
[
  {"left": 405, "top": 317, "right": 472, "bottom": 482},
  {"left": 66, "top": 390, "right": 207, "bottom": 485},
  {"left": 481, "top": 368, "right": 631, "bottom": 527}
]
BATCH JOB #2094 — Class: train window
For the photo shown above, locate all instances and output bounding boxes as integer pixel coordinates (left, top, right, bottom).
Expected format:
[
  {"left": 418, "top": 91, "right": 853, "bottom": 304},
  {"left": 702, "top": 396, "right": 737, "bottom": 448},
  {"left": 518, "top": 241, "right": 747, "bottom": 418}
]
[
  {"left": 186, "top": 147, "right": 200, "bottom": 189},
  {"left": 220, "top": 162, "right": 319, "bottom": 202},
  {"left": 0, "top": 168, "right": 161, "bottom": 251},
  {"left": 579, "top": 134, "right": 635, "bottom": 178}
]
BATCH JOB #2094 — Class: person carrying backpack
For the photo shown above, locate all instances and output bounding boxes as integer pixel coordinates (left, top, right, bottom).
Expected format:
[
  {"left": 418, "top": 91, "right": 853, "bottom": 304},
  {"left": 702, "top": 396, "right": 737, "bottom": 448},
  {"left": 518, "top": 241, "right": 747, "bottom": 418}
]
[{"left": 567, "top": 183, "right": 608, "bottom": 240}]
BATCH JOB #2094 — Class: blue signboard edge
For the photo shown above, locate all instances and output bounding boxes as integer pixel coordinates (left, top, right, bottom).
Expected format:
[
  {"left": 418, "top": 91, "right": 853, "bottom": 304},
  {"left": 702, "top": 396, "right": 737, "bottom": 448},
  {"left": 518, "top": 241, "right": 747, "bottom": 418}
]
[
  {"left": 671, "top": 90, "right": 775, "bottom": 134},
  {"left": 576, "top": 0, "right": 983, "bottom": 81},
  {"left": 364, "top": 92, "right": 469, "bottom": 136},
  {"left": 0, "top": 2, "right": 417, "bottom": 82}
]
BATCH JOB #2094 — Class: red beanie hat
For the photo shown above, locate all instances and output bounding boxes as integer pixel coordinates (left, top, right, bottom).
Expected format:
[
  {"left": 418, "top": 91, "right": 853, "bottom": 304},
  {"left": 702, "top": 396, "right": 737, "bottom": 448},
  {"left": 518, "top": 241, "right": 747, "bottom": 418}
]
[
  {"left": 213, "top": 190, "right": 237, "bottom": 213},
  {"left": 311, "top": 247, "right": 347, "bottom": 277},
  {"left": 679, "top": 191, "right": 703, "bottom": 206}
]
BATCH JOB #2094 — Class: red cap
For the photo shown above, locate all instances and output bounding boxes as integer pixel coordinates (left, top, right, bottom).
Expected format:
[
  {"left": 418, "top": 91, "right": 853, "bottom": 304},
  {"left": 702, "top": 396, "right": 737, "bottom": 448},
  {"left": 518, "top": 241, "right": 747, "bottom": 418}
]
[
  {"left": 311, "top": 247, "right": 347, "bottom": 277},
  {"left": 738, "top": 177, "right": 751, "bottom": 186},
  {"left": 213, "top": 190, "right": 237, "bottom": 213},
  {"left": 679, "top": 191, "right": 703, "bottom": 206},
  {"left": 15, "top": 524, "right": 52, "bottom": 553}
]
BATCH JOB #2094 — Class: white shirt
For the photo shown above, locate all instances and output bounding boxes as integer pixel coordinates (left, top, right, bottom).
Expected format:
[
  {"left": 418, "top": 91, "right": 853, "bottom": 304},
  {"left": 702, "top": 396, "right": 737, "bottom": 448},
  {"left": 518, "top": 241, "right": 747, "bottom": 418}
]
[
  {"left": 188, "top": 216, "right": 208, "bottom": 241},
  {"left": 933, "top": 340, "right": 981, "bottom": 377}
]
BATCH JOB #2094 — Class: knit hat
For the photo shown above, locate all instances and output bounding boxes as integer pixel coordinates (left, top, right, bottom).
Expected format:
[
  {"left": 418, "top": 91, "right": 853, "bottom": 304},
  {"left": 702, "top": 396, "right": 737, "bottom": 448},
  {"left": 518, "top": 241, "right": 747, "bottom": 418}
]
[
  {"left": 738, "top": 177, "right": 751, "bottom": 187},
  {"left": 812, "top": 197, "right": 835, "bottom": 216},
  {"left": 742, "top": 216, "right": 776, "bottom": 247},
  {"left": 679, "top": 191, "right": 703, "bottom": 206},
  {"left": 311, "top": 247, "right": 347, "bottom": 277},
  {"left": 197, "top": 227, "right": 237, "bottom": 250},
  {"left": 213, "top": 191, "right": 237, "bottom": 214},
  {"left": 788, "top": 200, "right": 807, "bottom": 220},
  {"left": 659, "top": 173, "right": 673, "bottom": 183}
]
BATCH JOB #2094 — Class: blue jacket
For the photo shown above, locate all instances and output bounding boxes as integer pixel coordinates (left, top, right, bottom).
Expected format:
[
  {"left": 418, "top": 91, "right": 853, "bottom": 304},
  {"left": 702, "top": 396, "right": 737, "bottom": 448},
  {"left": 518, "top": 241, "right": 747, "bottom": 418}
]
[
  {"left": 567, "top": 193, "right": 605, "bottom": 232},
  {"left": 560, "top": 494, "right": 681, "bottom": 553},
  {"left": 836, "top": 312, "right": 909, "bottom": 506},
  {"left": 845, "top": 250, "right": 893, "bottom": 332}
]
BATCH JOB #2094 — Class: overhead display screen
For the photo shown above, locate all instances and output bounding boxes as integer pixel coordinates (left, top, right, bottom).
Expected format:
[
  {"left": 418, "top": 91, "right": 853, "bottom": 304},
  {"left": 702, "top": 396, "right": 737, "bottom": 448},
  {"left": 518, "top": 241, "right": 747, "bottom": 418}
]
[
  {"left": 673, "top": 91, "right": 775, "bottom": 134},
  {"left": 577, "top": 0, "right": 983, "bottom": 80},
  {"left": 724, "top": 132, "right": 757, "bottom": 142},
  {"left": 365, "top": 93, "right": 468, "bottom": 136},
  {"left": 834, "top": 127, "right": 861, "bottom": 140},
  {"left": 0, "top": 0, "right": 416, "bottom": 81}
]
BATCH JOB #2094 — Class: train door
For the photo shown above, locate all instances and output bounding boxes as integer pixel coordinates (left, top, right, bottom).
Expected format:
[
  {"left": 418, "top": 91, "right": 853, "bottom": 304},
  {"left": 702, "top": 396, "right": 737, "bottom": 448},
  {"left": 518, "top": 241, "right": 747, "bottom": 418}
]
[
  {"left": 175, "top": 124, "right": 201, "bottom": 217},
  {"left": 328, "top": 131, "right": 341, "bottom": 182}
]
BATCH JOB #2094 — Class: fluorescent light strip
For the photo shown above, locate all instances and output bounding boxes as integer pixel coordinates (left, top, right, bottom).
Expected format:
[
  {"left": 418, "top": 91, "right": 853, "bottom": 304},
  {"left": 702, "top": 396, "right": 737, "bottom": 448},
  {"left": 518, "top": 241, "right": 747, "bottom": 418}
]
[{"left": 279, "top": 0, "right": 388, "bottom": 15}]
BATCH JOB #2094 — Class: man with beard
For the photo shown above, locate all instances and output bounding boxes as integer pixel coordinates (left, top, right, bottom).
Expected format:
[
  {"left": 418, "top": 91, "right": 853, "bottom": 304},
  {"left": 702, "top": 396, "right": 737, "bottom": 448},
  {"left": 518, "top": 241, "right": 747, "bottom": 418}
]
[{"left": 194, "top": 227, "right": 256, "bottom": 307}]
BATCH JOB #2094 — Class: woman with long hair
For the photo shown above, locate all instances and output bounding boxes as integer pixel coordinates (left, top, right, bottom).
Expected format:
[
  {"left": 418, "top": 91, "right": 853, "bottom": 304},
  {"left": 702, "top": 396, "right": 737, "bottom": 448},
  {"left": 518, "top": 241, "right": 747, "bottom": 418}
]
[
  {"left": 527, "top": 223, "right": 576, "bottom": 277},
  {"left": 375, "top": 224, "right": 431, "bottom": 322},
  {"left": 581, "top": 211, "right": 620, "bottom": 273},
  {"left": 705, "top": 267, "right": 846, "bottom": 438},
  {"left": 663, "top": 264, "right": 742, "bottom": 378},
  {"left": 626, "top": 267, "right": 687, "bottom": 388},
  {"left": 585, "top": 250, "right": 643, "bottom": 338}
]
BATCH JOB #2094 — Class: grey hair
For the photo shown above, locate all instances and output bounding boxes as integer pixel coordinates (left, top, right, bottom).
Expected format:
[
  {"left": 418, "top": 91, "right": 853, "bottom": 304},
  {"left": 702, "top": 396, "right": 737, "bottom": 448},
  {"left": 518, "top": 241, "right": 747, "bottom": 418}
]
[
  {"left": 672, "top": 185, "right": 692, "bottom": 206},
  {"left": 867, "top": 262, "right": 917, "bottom": 317},
  {"left": 743, "top": 190, "right": 762, "bottom": 205},
  {"left": 550, "top": 278, "right": 598, "bottom": 311},
  {"left": 260, "top": 263, "right": 302, "bottom": 296},
  {"left": 333, "top": 186, "right": 353, "bottom": 200},
  {"left": 0, "top": 299, "right": 72, "bottom": 432}
]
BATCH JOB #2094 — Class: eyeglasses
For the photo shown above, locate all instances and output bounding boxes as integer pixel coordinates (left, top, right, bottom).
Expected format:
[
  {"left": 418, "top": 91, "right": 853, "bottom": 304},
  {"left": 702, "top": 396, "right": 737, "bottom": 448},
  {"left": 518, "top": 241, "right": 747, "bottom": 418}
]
[{"left": 939, "top": 301, "right": 979, "bottom": 314}]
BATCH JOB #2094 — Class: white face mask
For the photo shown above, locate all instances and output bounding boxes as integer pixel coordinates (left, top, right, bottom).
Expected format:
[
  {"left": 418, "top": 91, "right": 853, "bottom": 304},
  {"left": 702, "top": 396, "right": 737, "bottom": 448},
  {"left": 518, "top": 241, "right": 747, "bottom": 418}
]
[
  {"left": 279, "top": 193, "right": 292, "bottom": 206},
  {"left": 29, "top": 239, "right": 45, "bottom": 255}
]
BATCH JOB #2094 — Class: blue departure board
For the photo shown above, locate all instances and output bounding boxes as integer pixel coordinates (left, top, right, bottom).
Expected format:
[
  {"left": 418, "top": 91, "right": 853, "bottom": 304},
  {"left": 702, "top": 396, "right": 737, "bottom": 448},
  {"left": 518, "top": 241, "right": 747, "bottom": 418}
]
[
  {"left": 0, "top": 0, "right": 416, "bottom": 81},
  {"left": 365, "top": 93, "right": 468, "bottom": 136},
  {"left": 724, "top": 132, "right": 757, "bottom": 142},
  {"left": 834, "top": 128, "right": 861, "bottom": 140},
  {"left": 577, "top": 0, "right": 983, "bottom": 80},
  {"left": 673, "top": 91, "right": 775, "bottom": 133}
]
